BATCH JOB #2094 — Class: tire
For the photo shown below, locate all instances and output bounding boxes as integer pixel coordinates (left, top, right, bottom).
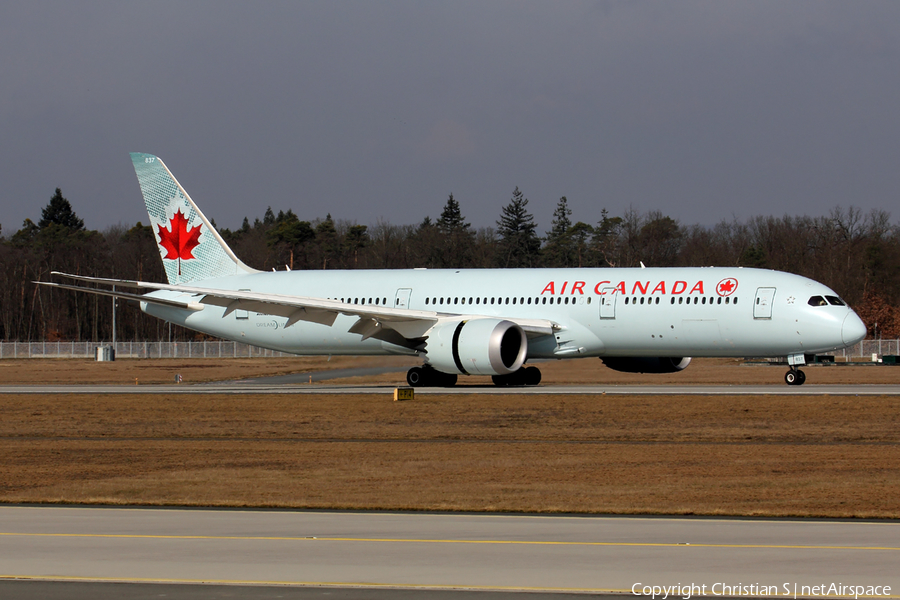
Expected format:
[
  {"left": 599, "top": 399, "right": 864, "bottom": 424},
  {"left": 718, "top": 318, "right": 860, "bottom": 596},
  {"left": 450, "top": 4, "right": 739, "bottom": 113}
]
[
  {"left": 796, "top": 370, "right": 806, "bottom": 385},
  {"left": 785, "top": 371, "right": 797, "bottom": 386},
  {"left": 524, "top": 366, "right": 542, "bottom": 386},
  {"left": 407, "top": 367, "right": 424, "bottom": 387}
]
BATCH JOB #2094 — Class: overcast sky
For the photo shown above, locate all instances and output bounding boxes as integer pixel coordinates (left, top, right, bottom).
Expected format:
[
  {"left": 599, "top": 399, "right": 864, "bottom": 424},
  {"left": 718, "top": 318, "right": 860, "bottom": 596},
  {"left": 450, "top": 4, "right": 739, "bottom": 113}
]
[{"left": 2, "top": 1, "right": 899, "bottom": 236}]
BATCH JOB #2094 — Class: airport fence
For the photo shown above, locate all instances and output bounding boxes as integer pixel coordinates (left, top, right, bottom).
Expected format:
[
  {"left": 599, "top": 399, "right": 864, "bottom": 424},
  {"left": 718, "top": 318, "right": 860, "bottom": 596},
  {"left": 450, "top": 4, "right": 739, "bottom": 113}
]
[
  {"left": 0, "top": 339, "right": 899, "bottom": 360},
  {"left": 0, "top": 341, "right": 293, "bottom": 359}
]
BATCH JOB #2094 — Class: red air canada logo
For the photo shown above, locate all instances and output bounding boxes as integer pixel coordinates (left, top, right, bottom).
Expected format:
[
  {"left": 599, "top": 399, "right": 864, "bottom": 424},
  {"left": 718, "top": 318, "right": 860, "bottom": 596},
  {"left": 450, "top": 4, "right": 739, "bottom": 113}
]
[
  {"left": 157, "top": 208, "right": 201, "bottom": 275},
  {"left": 716, "top": 278, "right": 738, "bottom": 296}
]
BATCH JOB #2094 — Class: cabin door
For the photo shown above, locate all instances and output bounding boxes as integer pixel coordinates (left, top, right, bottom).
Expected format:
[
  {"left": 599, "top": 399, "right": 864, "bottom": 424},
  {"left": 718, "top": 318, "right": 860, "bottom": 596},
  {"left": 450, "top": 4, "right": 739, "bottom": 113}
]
[
  {"left": 394, "top": 288, "right": 412, "bottom": 309},
  {"left": 753, "top": 287, "right": 776, "bottom": 319},
  {"left": 599, "top": 288, "right": 617, "bottom": 319}
]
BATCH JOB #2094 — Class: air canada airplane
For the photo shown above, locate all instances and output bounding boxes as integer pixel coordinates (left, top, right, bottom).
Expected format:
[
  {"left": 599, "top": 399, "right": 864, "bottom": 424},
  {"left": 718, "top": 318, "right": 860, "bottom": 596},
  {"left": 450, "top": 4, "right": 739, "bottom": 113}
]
[{"left": 42, "top": 153, "right": 867, "bottom": 387}]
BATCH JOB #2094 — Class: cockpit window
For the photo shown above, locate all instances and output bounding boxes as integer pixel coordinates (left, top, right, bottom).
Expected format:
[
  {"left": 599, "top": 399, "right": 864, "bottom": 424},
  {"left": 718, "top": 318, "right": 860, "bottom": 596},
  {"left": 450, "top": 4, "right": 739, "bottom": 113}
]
[
  {"left": 825, "top": 296, "right": 846, "bottom": 306},
  {"left": 808, "top": 296, "right": 828, "bottom": 306}
]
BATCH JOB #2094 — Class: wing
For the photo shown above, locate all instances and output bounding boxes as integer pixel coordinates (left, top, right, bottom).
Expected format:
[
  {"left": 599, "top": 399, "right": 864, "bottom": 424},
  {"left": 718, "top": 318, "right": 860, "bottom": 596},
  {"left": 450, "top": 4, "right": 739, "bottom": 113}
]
[{"left": 41, "top": 272, "right": 557, "bottom": 346}]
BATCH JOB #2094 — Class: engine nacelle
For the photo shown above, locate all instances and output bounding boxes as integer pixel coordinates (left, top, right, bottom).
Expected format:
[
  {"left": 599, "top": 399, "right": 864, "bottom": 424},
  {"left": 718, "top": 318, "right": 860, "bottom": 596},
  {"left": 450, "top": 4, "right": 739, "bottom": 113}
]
[
  {"left": 423, "top": 319, "right": 527, "bottom": 376},
  {"left": 601, "top": 357, "right": 692, "bottom": 374}
]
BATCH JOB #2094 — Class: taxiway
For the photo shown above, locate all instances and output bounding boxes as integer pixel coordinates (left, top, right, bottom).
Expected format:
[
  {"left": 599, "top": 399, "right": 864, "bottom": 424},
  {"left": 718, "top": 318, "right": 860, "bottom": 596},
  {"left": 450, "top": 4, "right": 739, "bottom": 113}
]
[{"left": 1, "top": 506, "right": 899, "bottom": 596}]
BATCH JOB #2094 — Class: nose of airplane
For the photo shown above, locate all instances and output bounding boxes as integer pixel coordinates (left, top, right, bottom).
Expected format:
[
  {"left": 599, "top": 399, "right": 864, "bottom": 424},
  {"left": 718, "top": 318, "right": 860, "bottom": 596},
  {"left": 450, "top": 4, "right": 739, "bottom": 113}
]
[{"left": 842, "top": 312, "right": 867, "bottom": 345}]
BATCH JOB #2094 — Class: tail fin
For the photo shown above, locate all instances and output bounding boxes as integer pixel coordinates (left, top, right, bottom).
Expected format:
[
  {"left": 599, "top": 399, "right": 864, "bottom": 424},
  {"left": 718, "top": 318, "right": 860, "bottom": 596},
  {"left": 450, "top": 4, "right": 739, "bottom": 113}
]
[{"left": 130, "top": 153, "right": 257, "bottom": 285}]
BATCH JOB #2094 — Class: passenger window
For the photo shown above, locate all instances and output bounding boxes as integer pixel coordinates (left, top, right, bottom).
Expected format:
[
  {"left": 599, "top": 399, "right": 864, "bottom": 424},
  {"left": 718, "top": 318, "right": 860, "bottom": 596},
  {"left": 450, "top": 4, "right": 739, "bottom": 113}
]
[
  {"left": 717, "top": 297, "right": 722, "bottom": 305},
  {"left": 678, "top": 297, "right": 683, "bottom": 305},
  {"left": 808, "top": 296, "right": 828, "bottom": 307},
  {"left": 625, "top": 297, "right": 630, "bottom": 305},
  {"left": 725, "top": 297, "right": 730, "bottom": 304},
  {"left": 826, "top": 296, "right": 846, "bottom": 306}
]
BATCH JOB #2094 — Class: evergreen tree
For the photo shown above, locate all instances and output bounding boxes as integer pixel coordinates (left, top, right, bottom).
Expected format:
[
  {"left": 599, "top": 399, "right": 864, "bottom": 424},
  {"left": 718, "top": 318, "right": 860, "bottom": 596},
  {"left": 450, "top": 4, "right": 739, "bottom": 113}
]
[
  {"left": 496, "top": 187, "right": 540, "bottom": 268},
  {"left": 263, "top": 206, "right": 276, "bottom": 226},
  {"left": 569, "top": 221, "right": 594, "bottom": 267},
  {"left": 591, "top": 208, "right": 623, "bottom": 267},
  {"left": 344, "top": 224, "right": 369, "bottom": 267},
  {"left": 267, "top": 210, "right": 314, "bottom": 269},
  {"left": 39, "top": 188, "right": 84, "bottom": 231},
  {"left": 435, "top": 193, "right": 475, "bottom": 267},
  {"left": 315, "top": 214, "right": 339, "bottom": 269},
  {"left": 543, "top": 196, "right": 575, "bottom": 267},
  {"left": 436, "top": 194, "right": 469, "bottom": 234}
]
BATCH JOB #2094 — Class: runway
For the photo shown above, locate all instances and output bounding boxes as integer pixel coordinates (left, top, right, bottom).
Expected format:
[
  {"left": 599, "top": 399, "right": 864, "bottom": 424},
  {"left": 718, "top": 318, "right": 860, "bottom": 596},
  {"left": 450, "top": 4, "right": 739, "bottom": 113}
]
[
  {"left": 1, "top": 383, "right": 899, "bottom": 395},
  {"left": 1, "top": 506, "right": 898, "bottom": 597}
]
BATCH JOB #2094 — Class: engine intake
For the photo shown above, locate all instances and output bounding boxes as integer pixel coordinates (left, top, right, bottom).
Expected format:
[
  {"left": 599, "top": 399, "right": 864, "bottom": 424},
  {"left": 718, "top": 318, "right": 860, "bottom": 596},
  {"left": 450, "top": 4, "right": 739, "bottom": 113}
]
[
  {"left": 602, "top": 357, "right": 692, "bottom": 374},
  {"left": 424, "top": 319, "right": 527, "bottom": 376}
]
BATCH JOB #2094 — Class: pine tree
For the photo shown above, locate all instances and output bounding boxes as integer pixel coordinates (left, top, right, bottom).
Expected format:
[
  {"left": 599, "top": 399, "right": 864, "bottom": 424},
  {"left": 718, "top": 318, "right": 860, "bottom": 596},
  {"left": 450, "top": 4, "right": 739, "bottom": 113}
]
[
  {"left": 496, "top": 187, "right": 540, "bottom": 268},
  {"left": 344, "top": 224, "right": 369, "bottom": 267},
  {"left": 435, "top": 193, "right": 474, "bottom": 267},
  {"left": 315, "top": 214, "right": 339, "bottom": 269},
  {"left": 39, "top": 188, "right": 84, "bottom": 231},
  {"left": 436, "top": 194, "right": 469, "bottom": 235},
  {"left": 543, "top": 196, "right": 574, "bottom": 267}
]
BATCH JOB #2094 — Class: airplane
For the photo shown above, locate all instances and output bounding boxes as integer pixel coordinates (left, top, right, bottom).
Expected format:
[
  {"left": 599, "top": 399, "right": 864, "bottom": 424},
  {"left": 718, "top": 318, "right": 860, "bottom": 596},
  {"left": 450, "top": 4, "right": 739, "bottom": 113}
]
[{"left": 40, "top": 153, "right": 868, "bottom": 387}]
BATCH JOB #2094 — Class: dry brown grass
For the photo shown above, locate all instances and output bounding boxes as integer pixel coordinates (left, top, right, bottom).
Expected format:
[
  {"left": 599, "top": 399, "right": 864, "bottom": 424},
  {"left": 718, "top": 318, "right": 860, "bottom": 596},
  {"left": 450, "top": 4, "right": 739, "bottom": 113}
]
[{"left": 2, "top": 390, "right": 898, "bottom": 517}]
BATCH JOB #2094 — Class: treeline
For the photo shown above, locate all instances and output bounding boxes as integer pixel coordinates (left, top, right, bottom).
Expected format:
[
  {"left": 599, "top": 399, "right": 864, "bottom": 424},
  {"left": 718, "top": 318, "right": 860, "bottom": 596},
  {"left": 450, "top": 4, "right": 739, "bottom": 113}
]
[{"left": 2, "top": 188, "right": 899, "bottom": 342}]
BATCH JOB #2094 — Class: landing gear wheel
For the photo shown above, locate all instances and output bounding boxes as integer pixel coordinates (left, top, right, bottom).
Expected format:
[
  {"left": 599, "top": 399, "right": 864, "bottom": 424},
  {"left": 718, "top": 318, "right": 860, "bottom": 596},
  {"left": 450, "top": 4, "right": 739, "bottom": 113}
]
[
  {"left": 407, "top": 367, "right": 425, "bottom": 387},
  {"left": 491, "top": 374, "right": 510, "bottom": 387},
  {"left": 407, "top": 366, "right": 458, "bottom": 387},
  {"left": 784, "top": 369, "right": 806, "bottom": 386},
  {"left": 523, "top": 366, "right": 542, "bottom": 386},
  {"left": 437, "top": 372, "right": 458, "bottom": 387}
]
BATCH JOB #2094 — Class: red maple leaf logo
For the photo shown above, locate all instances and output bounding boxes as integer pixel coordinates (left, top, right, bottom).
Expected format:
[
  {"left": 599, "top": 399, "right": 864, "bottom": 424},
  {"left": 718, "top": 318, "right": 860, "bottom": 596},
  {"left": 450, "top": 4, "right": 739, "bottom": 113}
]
[
  {"left": 716, "top": 278, "right": 738, "bottom": 296},
  {"left": 157, "top": 209, "right": 201, "bottom": 275}
]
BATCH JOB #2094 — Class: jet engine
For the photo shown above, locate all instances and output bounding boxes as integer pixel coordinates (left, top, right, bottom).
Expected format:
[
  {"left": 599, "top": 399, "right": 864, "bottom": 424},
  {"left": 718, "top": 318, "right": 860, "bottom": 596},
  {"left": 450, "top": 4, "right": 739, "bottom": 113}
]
[
  {"left": 423, "top": 319, "right": 527, "bottom": 376},
  {"left": 601, "top": 357, "right": 692, "bottom": 373}
]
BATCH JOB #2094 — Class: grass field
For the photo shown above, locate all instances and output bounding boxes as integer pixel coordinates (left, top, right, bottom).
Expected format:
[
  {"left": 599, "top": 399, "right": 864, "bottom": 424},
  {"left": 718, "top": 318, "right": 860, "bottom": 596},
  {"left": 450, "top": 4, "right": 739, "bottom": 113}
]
[{"left": 1, "top": 357, "right": 898, "bottom": 516}]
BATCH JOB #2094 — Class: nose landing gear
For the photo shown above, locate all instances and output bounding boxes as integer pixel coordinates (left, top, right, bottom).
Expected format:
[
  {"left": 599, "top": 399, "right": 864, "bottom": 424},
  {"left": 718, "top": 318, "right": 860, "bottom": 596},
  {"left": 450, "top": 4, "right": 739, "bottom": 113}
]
[{"left": 784, "top": 368, "right": 806, "bottom": 386}]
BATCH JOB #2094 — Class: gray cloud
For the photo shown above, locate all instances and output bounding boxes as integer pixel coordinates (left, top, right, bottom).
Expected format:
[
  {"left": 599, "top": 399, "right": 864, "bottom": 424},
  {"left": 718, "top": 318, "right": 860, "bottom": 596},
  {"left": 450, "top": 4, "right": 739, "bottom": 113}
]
[{"left": 2, "top": 1, "right": 899, "bottom": 236}]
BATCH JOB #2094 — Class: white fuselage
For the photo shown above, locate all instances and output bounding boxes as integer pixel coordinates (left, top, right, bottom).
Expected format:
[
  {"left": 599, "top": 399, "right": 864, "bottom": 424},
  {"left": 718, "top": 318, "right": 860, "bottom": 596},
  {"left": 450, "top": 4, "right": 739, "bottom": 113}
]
[{"left": 142, "top": 266, "right": 866, "bottom": 360}]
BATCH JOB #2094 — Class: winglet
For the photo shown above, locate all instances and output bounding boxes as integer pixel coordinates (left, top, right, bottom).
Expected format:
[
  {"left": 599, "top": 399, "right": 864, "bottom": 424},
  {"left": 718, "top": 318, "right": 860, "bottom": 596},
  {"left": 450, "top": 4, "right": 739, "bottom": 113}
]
[{"left": 130, "top": 153, "right": 258, "bottom": 285}]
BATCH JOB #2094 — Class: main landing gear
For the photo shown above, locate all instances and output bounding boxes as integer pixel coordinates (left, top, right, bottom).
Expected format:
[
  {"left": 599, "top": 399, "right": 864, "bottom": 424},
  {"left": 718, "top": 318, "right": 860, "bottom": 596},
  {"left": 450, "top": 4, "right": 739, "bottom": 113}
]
[
  {"left": 784, "top": 368, "right": 806, "bottom": 386},
  {"left": 491, "top": 366, "right": 542, "bottom": 387},
  {"left": 406, "top": 365, "right": 458, "bottom": 387},
  {"left": 405, "top": 365, "right": 542, "bottom": 387}
]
